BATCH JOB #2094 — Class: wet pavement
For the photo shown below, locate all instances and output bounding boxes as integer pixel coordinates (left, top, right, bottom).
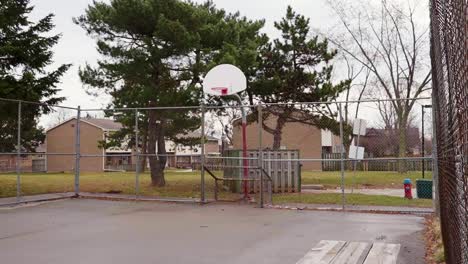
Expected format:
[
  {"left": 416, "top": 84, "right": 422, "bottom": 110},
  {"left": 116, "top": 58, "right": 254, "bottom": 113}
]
[{"left": 0, "top": 199, "right": 426, "bottom": 264}]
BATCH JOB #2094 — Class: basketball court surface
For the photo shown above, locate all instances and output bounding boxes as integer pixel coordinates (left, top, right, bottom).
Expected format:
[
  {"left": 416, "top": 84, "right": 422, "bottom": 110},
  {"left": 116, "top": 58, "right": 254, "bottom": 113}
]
[{"left": 0, "top": 199, "right": 425, "bottom": 264}]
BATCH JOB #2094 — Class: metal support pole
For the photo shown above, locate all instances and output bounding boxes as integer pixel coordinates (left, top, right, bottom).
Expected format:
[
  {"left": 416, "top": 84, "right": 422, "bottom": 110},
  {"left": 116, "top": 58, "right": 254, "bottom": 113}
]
[
  {"left": 338, "top": 103, "right": 346, "bottom": 211},
  {"left": 233, "top": 94, "right": 249, "bottom": 200},
  {"left": 16, "top": 102, "right": 21, "bottom": 202},
  {"left": 74, "top": 106, "right": 81, "bottom": 196},
  {"left": 258, "top": 104, "right": 264, "bottom": 208},
  {"left": 422, "top": 105, "right": 425, "bottom": 179},
  {"left": 135, "top": 109, "right": 140, "bottom": 198},
  {"left": 200, "top": 104, "right": 206, "bottom": 204}
]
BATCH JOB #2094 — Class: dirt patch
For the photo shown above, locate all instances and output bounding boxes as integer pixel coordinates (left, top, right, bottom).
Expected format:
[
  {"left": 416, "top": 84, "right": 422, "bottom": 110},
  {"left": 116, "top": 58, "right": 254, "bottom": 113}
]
[
  {"left": 424, "top": 215, "right": 445, "bottom": 264},
  {"left": 105, "top": 190, "right": 122, "bottom": 194}
]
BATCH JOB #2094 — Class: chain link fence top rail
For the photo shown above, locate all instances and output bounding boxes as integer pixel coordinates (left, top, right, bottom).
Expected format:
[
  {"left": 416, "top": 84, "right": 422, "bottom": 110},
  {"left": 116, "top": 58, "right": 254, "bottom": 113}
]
[{"left": 430, "top": 0, "right": 468, "bottom": 263}]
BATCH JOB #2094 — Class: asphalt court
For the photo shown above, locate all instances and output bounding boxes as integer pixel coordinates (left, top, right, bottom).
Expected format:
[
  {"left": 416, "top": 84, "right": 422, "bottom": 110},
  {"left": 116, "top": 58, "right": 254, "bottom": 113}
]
[{"left": 0, "top": 199, "right": 426, "bottom": 264}]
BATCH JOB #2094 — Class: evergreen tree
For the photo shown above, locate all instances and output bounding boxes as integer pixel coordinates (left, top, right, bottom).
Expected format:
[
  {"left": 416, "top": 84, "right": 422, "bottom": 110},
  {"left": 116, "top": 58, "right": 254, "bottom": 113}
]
[
  {"left": 0, "top": 0, "right": 70, "bottom": 152},
  {"left": 75, "top": 0, "right": 264, "bottom": 186},
  {"left": 251, "top": 6, "right": 350, "bottom": 149}
]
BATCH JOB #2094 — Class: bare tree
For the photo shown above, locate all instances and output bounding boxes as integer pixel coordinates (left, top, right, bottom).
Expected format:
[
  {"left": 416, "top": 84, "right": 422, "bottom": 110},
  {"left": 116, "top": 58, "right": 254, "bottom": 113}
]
[
  {"left": 47, "top": 108, "right": 74, "bottom": 128},
  {"left": 377, "top": 99, "right": 397, "bottom": 130},
  {"left": 327, "top": 0, "right": 431, "bottom": 172},
  {"left": 205, "top": 107, "right": 242, "bottom": 145},
  {"left": 337, "top": 55, "right": 371, "bottom": 150},
  {"left": 217, "top": 109, "right": 242, "bottom": 145}
]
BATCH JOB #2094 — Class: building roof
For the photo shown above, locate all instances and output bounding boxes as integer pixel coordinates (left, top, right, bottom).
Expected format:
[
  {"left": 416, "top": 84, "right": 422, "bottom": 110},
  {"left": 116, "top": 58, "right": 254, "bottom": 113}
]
[
  {"left": 47, "top": 118, "right": 217, "bottom": 141},
  {"left": 46, "top": 118, "right": 122, "bottom": 133},
  {"left": 83, "top": 118, "right": 123, "bottom": 131}
]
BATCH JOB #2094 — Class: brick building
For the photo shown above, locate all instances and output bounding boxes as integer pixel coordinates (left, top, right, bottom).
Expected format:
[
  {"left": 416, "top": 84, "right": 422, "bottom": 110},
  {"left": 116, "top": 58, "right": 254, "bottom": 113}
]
[
  {"left": 46, "top": 118, "right": 219, "bottom": 172},
  {"left": 232, "top": 113, "right": 340, "bottom": 171}
]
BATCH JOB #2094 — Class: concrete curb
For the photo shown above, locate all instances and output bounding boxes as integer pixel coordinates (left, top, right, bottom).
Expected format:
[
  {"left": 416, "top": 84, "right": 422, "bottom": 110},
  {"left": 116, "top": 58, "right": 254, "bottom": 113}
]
[
  {"left": 0, "top": 193, "right": 76, "bottom": 207},
  {"left": 266, "top": 204, "right": 434, "bottom": 215},
  {"left": 78, "top": 193, "right": 204, "bottom": 204}
]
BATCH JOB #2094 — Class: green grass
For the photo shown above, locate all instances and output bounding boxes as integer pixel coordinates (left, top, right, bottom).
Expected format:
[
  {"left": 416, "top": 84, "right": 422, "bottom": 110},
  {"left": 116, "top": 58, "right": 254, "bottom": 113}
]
[
  {"left": 302, "top": 170, "right": 432, "bottom": 189},
  {"left": 0, "top": 170, "right": 433, "bottom": 208},
  {"left": 273, "top": 193, "right": 433, "bottom": 208},
  {"left": 0, "top": 170, "right": 238, "bottom": 199}
]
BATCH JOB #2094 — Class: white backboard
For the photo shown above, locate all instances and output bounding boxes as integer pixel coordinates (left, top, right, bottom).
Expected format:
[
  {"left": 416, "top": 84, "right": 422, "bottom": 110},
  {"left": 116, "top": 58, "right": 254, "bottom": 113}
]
[
  {"left": 349, "top": 145, "right": 365, "bottom": 160},
  {"left": 353, "top": 118, "right": 367, "bottom": 136},
  {"left": 203, "top": 64, "right": 246, "bottom": 96}
]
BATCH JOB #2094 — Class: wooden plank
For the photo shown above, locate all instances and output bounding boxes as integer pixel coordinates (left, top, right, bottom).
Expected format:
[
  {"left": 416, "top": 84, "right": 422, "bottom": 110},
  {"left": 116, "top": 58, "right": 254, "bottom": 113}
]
[
  {"left": 330, "top": 242, "right": 372, "bottom": 264},
  {"left": 293, "top": 152, "right": 299, "bottom": 192},
  {"left": 270, "top": 152, "right": 277, "bottom": 193},
  {"left": 296, "top": 240, "right": 346, "bottom": 264},
  {"left": 277, "top": 152, "right": 282, "bottom": 193},
  {"left": 277, "top": 152, "right": 281, "bottom": 192},
  {"left": 363, "top": 243, "right": 400, "bottom": 264}
]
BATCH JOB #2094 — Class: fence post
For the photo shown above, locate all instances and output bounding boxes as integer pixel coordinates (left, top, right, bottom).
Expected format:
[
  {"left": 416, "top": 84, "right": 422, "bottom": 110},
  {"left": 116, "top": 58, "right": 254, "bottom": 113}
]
[
  {"left": 16, "top": 101, "right": 21, "bottom": 202},
  {"left": 431, "top": 97, "right": 440, "bottom": 217},
  {"left": 74, "top": 106, "right": 81, "bottom": 196},
  {"left": 200, "top": 104, "right": 206, "bottom": 204},
  {"left": 338, "top": 103, "right": 346, "bottom": 211},
  {"left": 135, "top": 109, "right": 140, "bottom": 198},
  {"left": 258, "top": 104, "right": 264, "bottom": 208}
]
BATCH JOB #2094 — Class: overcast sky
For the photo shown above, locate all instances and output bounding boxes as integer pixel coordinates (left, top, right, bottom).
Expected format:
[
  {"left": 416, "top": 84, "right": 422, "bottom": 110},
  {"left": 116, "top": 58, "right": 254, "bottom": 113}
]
[
  {"left": 29, "top": 0, "right": 336, "bottom": 111},
  {"left": 29, "top": 0, "right": 432, "bottom": 130}
]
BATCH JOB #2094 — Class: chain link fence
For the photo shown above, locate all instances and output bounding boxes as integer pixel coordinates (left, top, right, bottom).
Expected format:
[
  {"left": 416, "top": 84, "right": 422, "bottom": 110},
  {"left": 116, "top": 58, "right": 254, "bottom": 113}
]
[
  {"left": 430, "top": 0, "right": 468, "bottom": 263},
  {"left": 1, "top": 96, "right": 436, "bottom": 209}
]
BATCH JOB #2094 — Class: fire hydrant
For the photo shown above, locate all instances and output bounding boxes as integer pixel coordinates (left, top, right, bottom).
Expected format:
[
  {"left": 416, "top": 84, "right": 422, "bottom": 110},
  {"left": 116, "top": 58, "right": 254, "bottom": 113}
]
[{"left": 403, "top": 178, "right": 413, "bottom": 199}]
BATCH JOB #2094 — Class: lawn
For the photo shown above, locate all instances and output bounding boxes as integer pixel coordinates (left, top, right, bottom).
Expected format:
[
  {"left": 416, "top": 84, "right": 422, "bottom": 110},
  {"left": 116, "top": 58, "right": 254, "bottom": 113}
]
[
  {"left": 0, "top": 170, "right": 433, "bottom": 208},
  {"left": 273, "top": 193, "right": 433, "bottom": 208},
  {"left": 302, "top": 170, "right": 432, "bottom": 189},
  {"left": 0, "top": 170, "right": 235, "bottom": 199}
]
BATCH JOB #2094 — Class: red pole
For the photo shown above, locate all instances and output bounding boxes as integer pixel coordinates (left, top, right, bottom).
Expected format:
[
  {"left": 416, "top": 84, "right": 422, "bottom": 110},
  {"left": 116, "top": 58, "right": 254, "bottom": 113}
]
[
  {"left": 233, "top": 93, "right": 249, "bottom": 200},
  {"left": 242, "top": 121, "right": 249, "bottom": 199}
]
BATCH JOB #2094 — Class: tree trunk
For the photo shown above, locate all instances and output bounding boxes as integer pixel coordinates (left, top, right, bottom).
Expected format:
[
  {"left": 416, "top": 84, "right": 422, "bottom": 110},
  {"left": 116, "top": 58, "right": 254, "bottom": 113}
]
[
  {"left": 398, "top": 121, "right": 408, "bottom": 174},
  {"left": 155, "top": 119, "right": 167, "bottom": 185},
  {"left": 272, "top": 117, "right": 286, "bottom": 150},
  {"left": 147, "top": 109, "right": 166, "bottom": 186}
]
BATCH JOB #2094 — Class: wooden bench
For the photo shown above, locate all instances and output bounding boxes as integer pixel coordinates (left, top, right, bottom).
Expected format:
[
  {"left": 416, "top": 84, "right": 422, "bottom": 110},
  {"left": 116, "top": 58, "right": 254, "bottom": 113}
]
[{"left": 296, "top": 240, "right": 400, "bottom": 264}]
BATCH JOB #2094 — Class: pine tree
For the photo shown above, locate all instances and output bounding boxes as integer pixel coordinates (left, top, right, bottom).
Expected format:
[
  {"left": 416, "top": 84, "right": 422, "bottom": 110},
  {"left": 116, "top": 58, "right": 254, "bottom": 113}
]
[
  {"left": 251, "top": 6, "right": 350, "bottom": 149},
  {"left": 75, "top": 0, "right": 264, "bottom": 186},
  {"left": 0, "top": 0, "right": 70, "bottom": 152}
]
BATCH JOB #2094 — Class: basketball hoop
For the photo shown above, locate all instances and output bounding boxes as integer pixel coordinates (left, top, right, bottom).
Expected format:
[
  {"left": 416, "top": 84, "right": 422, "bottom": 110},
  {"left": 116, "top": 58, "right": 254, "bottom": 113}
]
[{"left": 202, "top": 64, "right": 251, "bottom": 201}]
